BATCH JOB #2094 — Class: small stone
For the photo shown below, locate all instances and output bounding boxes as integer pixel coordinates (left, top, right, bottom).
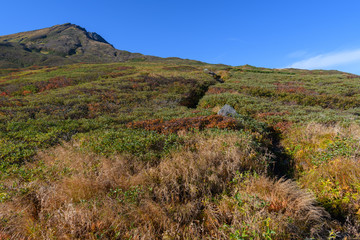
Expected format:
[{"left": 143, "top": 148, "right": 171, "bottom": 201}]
[{"left": 217, "top": 104, "right": 238, "bottom": 117}]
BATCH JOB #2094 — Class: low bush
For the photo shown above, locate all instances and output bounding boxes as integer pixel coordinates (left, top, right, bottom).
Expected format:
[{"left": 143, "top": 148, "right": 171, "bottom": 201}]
[
  {"left": 76, "top": 128, "right": 182, "bottom": 161},
  {"left": 301, "top": 158, "right": 360, "bottom": 223},
  {"left": 283, "top": 123, "right": 360, "bottom": 235},
  {"left": 127, "top": 115, "right": 239, "bottom": 134}
]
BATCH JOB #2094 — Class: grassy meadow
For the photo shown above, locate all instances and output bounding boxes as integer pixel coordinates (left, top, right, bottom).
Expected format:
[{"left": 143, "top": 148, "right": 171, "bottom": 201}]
[{"left": 1, "top": 61, "right": 360, "bottom": 239}]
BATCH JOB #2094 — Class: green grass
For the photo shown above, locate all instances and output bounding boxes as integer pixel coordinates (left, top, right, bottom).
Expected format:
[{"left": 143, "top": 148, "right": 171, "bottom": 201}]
[
  {"left": 0, "top": 62, "right": 220, "bottom": 165},
  {"left": 2, "top": 61, "right": 360, "bottom": 238}
]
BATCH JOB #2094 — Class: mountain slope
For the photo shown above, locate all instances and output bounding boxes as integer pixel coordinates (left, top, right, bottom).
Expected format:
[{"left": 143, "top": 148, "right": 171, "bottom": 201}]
[
  {"left": 1, "top": 61, "right": 360, "bottom": 238},
  {"left": 3, "top": 24, "right": 360, "bottom": 239},
  {"left": 0, "top": 23, "right": 161, "bottom": 68}
]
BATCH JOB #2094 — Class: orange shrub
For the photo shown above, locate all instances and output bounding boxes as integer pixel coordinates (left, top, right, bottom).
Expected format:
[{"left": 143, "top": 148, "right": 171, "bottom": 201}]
[
  {"left": 127, "top": 115, "right": 239, "bottom": 134},
  {"left": 36, "top": 76, "right": 73, "bottom": 92},
  {"left": 273, "top": 121, "right": 293, "bottom": 133},
  {"left": 22, "top": 90, "right": 32, "bottom": 96},
  {"left": 116, "top": 66, "right": 135, "bottom": 71},
  {"left": 274, "top": 82, "right": 316, "bottom": 95}
]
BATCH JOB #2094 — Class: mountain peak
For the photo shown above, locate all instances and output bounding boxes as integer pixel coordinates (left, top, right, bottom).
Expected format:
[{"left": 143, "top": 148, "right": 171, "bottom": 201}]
[
  {"left": 49, "top": 23, "right": 109, "bottom": 44},
  {"left": 0, "top": 23, "right": 155, "bottom": 68},
  {"left": 0, "top": 23, "right": 109, "bottom": 45}
]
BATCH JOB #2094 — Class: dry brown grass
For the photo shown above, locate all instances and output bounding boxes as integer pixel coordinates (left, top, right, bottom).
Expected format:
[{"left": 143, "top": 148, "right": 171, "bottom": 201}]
[
  {"left": 0, "top": 131, "right": 330, "bottom": 239},
  {"left": 290, "top": 123, "right": 360, "bottom": 146},
  {"left": 148, "top": 132, "right": 269, "bottom": 203},
  {"left": 0, "top": 144, "right": 141, "bottom": 239},
  {"left": 203, "top": 175, "right": 329, "bottom": 239}
]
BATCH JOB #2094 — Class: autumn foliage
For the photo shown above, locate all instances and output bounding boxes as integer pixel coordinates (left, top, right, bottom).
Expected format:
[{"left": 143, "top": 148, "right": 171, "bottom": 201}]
[
  {"left": 273, "top": 121, "right": 293, "bottom": 132},
  {"left": 36, "top": 76, "right": 73, "bottom": 92},
  {"left": 127, "top": 115, "right": 239, "bottom": 134},
  {"left": 274, "top": 82, "right": 316, "bottom": 94}
]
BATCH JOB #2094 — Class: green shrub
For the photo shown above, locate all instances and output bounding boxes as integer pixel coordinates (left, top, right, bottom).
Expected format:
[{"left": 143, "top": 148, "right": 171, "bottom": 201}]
[{"left": 76, "top": 129, "right": 182, "bottom": 161}]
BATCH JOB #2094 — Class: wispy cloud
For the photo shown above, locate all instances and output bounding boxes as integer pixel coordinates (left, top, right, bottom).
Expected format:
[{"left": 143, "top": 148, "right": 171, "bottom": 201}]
[{"left": 288, "top": 49, "right": 360, "bottom": 69}]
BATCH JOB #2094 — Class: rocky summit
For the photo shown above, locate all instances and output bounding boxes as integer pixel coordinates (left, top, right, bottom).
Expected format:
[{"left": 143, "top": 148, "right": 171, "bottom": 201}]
[{"left": 0, "top": 23, "right": 161, "bottom": 68}]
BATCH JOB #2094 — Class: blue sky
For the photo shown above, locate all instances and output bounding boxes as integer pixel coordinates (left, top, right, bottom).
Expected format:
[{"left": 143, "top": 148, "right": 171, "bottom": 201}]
[{"left": 2, "top": 0, "right": 360, "bottom": 74}]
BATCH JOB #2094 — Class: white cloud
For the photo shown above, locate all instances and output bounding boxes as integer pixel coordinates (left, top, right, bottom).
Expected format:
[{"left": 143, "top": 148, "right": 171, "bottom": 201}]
[{"left": 288, "top": 49, "right": 360, "bottom": 69}]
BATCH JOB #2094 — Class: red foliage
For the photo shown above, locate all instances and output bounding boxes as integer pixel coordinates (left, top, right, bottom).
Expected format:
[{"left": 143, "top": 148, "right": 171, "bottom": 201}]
[
  {"left": 36, "top": 76, "right": 73, "bottom": 92},
  {"left": 127, "top": 115, "right": 238, "bottom": 134},
  {"left": 0, "top": 231, "right": 11, "bottom": 239},
  {"left": 116, "top": 66, "right": 135, "bottom": 71},
  {"left": 87, "top": 102, "right": 102, "bottom": 117},
  {"left": 22, "top": 90, "right": 32, "bottom": 96},
  {"left": 100, "top": 90, "right": 117, "bottom": 101},
  {"left": 131, "top": 83, "right": 141, "bottom": 90},
  {"left": 273, "top": 121, "right": 293, "bottom": 133},
  {"left": 27, "top": 65, "right": 42, "bottom": 70},
  {"left": 0, "top": 98, "right": 26, "bottom": 108},
  {"left": 273, "top": 82, "right": 316, "bottom": 95},
  {"left": 346, "top": 74, "right": 359, "bottom": 79},
  {"left": 3, "top": 74, "right": 20, "bottom": 81},
  {"left": 87, "top": 91, "right": 118, "bottom": 117}
]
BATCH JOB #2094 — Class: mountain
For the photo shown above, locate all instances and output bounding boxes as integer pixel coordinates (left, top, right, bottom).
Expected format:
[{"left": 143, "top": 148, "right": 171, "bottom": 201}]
[{"left": 0, "top": 23, "right": 163, "bottom": 68}]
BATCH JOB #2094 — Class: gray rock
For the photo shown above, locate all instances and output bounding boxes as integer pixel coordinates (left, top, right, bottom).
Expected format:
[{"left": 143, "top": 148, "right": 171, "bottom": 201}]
[{"left": 217, "top": 104, "right": 238, "bottom": 117}]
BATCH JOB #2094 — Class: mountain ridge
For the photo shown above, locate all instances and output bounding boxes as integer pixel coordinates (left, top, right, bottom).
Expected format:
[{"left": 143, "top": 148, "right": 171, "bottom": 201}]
[{"left": 0, "top": 23, "right": 167, "bottom": 68}]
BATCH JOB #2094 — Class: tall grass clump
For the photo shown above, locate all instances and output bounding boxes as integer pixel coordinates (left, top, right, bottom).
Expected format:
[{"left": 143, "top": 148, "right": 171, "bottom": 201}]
[
  {"left": 203, "top": 174, "right": 328, "bottom": 239},
  {"left": 283, "top": 123, "right": 360, "bottom": 236},
  {"left": 0, "top": 129, "right": 331, "bottom": 239}
]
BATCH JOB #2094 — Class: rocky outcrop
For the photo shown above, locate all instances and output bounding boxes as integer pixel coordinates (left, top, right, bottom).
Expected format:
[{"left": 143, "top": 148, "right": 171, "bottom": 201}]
[{"left": 217, "top": 104, "right": 238, "bottom": 117}]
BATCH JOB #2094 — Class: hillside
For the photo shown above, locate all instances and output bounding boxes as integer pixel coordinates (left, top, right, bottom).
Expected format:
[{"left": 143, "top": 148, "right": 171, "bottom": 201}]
[
  {"left": 0, "top": 23, "right": 204, "bottom": 68},
  {"left": 1, "top": 59, "right": 360, "bottom": 239}
]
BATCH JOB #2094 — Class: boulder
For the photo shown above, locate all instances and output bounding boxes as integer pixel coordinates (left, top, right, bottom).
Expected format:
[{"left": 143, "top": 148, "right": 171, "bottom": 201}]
[{"left": 217, "top": 104, "right": 238, "bottom": 117}]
